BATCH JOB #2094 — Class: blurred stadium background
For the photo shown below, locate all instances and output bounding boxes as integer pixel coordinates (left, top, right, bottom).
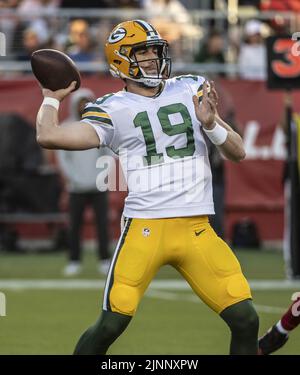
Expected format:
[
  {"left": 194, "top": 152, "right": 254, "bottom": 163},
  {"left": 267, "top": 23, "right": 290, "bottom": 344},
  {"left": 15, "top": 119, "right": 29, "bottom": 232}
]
[{"left": 1, "top": 0, "right": 300, "bottom": 354}]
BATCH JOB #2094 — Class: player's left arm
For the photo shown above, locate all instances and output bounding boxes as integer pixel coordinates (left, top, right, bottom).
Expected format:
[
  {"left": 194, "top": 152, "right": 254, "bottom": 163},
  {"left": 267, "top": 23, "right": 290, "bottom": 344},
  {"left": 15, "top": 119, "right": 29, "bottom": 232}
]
[{"left": 193, "top": 81, "right": 246, "bottom": 162}]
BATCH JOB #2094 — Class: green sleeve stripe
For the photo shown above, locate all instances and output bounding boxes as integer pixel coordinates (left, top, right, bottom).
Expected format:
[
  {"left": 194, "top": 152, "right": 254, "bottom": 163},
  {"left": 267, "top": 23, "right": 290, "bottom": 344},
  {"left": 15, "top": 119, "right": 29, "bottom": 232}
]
[
  {"left": 197, "top": 83, "right": 203, "bottom": 92},
  {"left": 83, "top": 116, "right": 113, "bottom": 126}
]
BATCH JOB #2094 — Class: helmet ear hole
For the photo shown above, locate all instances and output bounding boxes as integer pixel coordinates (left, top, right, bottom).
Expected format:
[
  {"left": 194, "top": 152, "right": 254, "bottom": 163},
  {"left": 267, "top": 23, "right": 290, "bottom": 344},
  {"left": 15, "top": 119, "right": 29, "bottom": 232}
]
[{"left": 113, "top": 60, "right": 122, "bottom": 65}]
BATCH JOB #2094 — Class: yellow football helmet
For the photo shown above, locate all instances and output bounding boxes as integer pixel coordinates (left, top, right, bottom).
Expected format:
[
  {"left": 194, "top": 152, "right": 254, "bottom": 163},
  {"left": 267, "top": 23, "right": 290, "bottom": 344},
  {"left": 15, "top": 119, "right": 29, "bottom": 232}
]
[{"left": 105, "top": 19, "right": 171, "bottom": 87}]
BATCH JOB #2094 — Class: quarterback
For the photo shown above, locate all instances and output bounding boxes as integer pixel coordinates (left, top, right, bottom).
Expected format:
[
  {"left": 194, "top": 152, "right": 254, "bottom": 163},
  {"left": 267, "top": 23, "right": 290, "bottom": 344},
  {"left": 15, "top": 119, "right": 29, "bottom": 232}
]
[{"left": 36, "top": 20, "right": 259, "bottom": 354}]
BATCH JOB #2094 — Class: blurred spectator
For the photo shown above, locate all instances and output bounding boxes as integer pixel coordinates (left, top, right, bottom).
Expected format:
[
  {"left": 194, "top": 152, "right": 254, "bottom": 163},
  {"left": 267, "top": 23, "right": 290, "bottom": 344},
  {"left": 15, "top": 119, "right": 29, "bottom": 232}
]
[
  {"left": 56, "top": 88, "right": 111, "bottom": 276},
  {"left": 18, "top": 23, "right": 49, "bottom": 60},
  {"left": 0, "top": 113, "right": 61, "bottom": 214},
  {"left": 62, "top": 19, "right": 98, "bottom": 63},
  {"left": 238, "top": 19, "right": 267, "bottom": 80},
  {"left": 7, "top": 1, "right": 55, "bottom": 57},
  {"left": 194, "top": 30, "right": 226, "bottom": 76}
]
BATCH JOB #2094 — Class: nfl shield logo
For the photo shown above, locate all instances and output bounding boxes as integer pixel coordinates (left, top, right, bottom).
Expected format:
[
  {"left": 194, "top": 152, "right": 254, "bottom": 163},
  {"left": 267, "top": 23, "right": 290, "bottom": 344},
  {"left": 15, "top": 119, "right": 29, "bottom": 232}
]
[{"left": 142, "top": 228, "right": 150, "bottom": 237}]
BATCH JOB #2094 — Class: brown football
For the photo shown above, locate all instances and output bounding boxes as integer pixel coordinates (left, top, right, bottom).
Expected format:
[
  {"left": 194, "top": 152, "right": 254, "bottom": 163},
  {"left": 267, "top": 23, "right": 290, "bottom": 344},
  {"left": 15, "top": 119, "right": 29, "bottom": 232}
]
[{"left": 31, "top": 49, "right": 81, "bottom": 92}]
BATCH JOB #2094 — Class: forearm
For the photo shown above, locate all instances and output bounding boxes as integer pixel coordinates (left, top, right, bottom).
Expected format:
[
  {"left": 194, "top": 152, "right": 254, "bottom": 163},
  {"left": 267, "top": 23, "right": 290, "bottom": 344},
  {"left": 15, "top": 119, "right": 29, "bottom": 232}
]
[
  {"left": 215, "top": 115, "right": 246, "bottom": 162},
  {"left": 36, "top": 104, "right": 60, "bottom": 148},
  {"left": 36, "top": 100, "right": 100, "bottom": 151}
]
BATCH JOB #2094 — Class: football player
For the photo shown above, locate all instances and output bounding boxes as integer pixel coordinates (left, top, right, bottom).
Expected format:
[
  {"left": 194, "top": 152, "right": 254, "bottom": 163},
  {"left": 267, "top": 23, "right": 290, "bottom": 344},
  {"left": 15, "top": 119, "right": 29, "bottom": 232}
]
[{"left": 36, "top": 19, "right": 258, "bottom": 354}]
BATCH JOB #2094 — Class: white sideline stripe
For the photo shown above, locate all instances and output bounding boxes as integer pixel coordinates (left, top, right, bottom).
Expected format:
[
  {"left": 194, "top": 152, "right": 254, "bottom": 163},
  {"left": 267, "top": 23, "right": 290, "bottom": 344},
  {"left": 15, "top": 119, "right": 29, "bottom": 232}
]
[
  {"left": 145, "top": 290, "right": 286, "bottom": 315},
  {"left": 0, "top": 280, "right": 106, "bottom": 290},
  {"left": 0, "top": 279, "right": 300, "bottom": 290},
  {"left": 254, "top": 305, "right": 285, "bottom": 314},
  {"left": 249, "top": 280, "right": 300, "bottom": 290}
]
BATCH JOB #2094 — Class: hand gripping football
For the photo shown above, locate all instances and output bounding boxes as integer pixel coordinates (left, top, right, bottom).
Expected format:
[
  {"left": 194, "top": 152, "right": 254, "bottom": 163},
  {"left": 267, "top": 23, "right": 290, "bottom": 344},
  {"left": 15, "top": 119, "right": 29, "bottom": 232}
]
[{"left": 31, "top": 49, "right": 81, "bottom": 92}]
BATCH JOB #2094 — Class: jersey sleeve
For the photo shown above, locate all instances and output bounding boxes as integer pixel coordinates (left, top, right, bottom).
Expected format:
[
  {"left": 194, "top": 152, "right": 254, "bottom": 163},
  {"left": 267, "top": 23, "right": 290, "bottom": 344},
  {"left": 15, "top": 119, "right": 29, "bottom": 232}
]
[
  {"left": 194, "top": 76, "right": 209, "bottom": 103},
  {"left": 174, "top": 74, "right": 207, "bottom": 102},
  {"left": 187, "top": 75, "right": 207, "bottom": 102},
  {"left": 80, "top": 101, "right": 115, "bottom": 148}
]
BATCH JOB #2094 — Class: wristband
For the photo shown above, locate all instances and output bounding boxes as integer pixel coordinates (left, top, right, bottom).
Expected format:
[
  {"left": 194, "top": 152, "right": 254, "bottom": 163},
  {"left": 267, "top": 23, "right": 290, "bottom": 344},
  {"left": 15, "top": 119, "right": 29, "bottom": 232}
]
[
  {"left": 203, "top": 122, "right": 228, "bottom": 145},
  {"left": 42, "top": 97, "right": 60, "bottom": 111}
]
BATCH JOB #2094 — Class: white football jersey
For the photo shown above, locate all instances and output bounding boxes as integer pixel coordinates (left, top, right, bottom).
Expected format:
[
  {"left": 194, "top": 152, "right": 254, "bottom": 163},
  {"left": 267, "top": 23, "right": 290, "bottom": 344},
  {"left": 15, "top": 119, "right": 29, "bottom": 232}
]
[{"left": 81, "top": 75, "right": 215, "bottom": 218}]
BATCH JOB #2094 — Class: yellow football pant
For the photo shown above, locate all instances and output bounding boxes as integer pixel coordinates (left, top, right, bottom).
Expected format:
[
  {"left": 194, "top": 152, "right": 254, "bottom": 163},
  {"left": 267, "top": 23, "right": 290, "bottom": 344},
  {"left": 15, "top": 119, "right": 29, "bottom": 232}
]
[{"left": 102, "top": 216, "right": 251, "bottom": 316}]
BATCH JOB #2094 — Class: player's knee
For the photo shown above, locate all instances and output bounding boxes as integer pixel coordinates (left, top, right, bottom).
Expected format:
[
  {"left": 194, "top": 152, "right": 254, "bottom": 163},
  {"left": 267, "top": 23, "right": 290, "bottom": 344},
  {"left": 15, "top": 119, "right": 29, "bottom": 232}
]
[
  {"left": 96, "top": 319, "right": 122, "bottom": 342},
  {"left": 94, "top": 311, "right": 132, "bottom": 341},
  {"left": 96, "top": 319, "right": 117, "bottom": 341},
  {"left": 237, "top": 308, "right": 259, "bottom": 334},
  {"left": 110, "top": 284, "right": 140, "bottom": 316},
  {"left": 221, "top": 300, "right": 259, "bottom": 335}
]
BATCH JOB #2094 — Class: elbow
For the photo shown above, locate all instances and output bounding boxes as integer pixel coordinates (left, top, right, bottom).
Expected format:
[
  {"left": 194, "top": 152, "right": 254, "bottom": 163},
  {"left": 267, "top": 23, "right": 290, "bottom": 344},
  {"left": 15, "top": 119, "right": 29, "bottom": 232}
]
[
  {"left": 36, "top": 118, "right": 58, "bottom": 149},
  {"left": 234, "top": 136, "right": 246, "bottom": 162},
  {"left": 242, "top": 150, "right": 246, "bottom": 160},
  {"left": 226, "top": 147, "right": 246, "bottom": 163},
  {"left": 36, "top": 134, "right": 56, "bottom": 149},
  {"left": 240, "top": 148, "right": 246, "bottom": 161},
  {"left": 233, "top": 149, "right": 246, "bottom": 163},
  {"left": 36, "top": 134, "right": 48, "bottom": 148}
]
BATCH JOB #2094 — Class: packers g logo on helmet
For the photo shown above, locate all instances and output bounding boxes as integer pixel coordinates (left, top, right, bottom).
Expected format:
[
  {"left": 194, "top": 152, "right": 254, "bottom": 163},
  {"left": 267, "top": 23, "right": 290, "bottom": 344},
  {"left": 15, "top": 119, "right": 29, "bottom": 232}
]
[
  {"left": 105, "top": 20, "right": 171, "bottom": 88},
  {"left": 108, "top": 28, "right": 127, "bottom": 44}
]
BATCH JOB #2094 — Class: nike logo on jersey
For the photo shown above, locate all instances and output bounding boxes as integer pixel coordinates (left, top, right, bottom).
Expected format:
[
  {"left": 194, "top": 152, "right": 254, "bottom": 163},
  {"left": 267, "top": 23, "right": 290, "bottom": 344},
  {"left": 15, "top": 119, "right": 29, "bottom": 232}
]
[{"left": 195, "top": 229, "right": 206, "bottom": 236}]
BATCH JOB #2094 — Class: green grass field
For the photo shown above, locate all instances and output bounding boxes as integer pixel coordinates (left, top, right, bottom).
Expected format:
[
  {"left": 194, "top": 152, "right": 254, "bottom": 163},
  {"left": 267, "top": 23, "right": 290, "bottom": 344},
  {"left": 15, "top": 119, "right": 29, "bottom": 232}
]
[{"left": 0, "top": 248, "right": 300, "bottom": 354}]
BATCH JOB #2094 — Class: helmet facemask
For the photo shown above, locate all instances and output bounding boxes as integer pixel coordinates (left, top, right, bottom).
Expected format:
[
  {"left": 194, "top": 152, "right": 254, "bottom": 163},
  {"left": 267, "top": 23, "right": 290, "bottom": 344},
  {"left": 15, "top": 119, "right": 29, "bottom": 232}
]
[{"left": 124, "top": 41, "right": 171, "bottom": 87}]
